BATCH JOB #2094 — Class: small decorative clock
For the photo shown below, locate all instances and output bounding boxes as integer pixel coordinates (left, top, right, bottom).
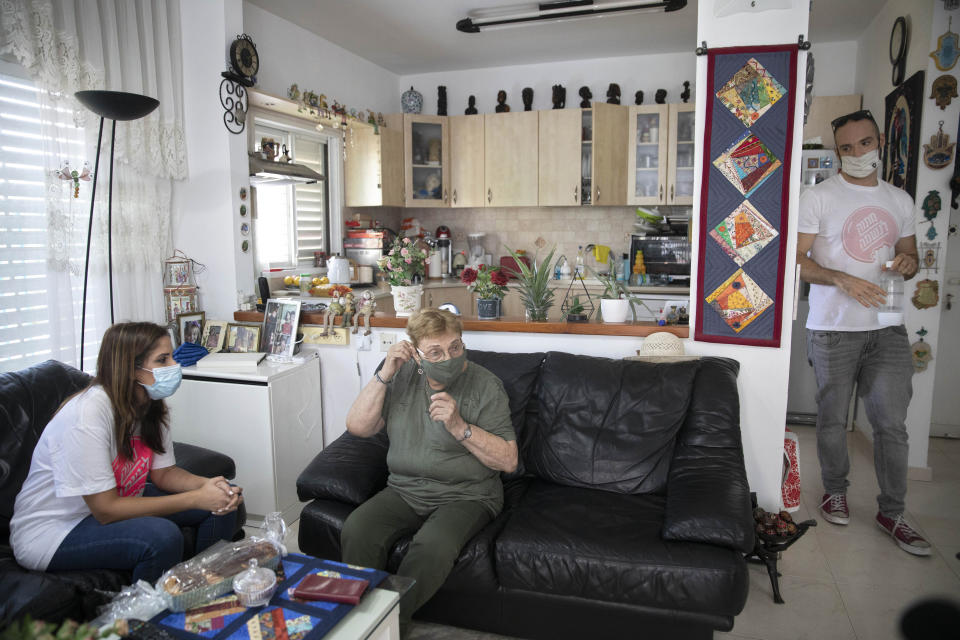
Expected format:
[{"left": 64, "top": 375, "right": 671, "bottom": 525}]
[
  {"left": 889, "top": 16, "right": 908, "bottom": 86},
  {"left": 223, "top": 34, "right": 259, "bottom": 87}
]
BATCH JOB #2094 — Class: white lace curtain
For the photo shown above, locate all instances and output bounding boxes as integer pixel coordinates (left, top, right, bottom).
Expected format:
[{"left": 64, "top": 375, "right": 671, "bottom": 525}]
[{"left": 0, "top": 0, "right": 186, "bottom": 370}]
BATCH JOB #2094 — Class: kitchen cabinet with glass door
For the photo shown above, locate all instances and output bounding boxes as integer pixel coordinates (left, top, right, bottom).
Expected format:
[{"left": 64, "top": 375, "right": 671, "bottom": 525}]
[
  {"left": 627, "top": 104, "right": 696, "bottom": 206},
  {"left": 344, "top": 123, "right": 403, "bottom": 207},
  {"left": 666, "top": 103, "right": 696, "bottom": 205},
  {"left": 484, "top": 111, "right": 538, "bottom": 207},
  {"left": 449, "top": 115, "right": 485, "bottom": 207},
  {"left": 400, "top": 114, "right": 449, "bottom": 207}
]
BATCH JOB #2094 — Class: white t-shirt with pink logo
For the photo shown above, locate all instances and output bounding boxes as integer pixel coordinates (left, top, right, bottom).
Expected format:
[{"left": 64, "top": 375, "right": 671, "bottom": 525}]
[
  {"left": 9, "top": 385, "right": 175, "bottom": 571},
  {"left": 798, "top": 173, "right": 915, "bottom": 331}
]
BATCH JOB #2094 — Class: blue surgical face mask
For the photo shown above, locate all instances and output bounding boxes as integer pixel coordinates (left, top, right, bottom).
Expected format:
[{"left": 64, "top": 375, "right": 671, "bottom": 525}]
[{"left": 139, "top": 363, "right": 182, "bottom": 400}]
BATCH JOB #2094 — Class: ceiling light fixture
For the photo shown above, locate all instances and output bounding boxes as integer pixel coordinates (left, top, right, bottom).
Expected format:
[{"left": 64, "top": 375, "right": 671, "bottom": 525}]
[{"left": 456, "top": 0, "right": 687, "bottom": 33}]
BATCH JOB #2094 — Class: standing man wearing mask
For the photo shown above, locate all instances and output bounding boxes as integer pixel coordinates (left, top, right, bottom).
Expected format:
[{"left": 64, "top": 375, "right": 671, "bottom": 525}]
[
  {"left": 797, "top": 110, "right": 928, "bottom": 555},
  {"left": 341, "top": 308, "right": 517, "bottom": 631}
]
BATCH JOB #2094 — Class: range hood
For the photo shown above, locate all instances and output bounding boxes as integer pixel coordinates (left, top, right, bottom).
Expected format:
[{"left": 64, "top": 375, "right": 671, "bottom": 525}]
[{"left": 248, "top": 153, "right": 324, "bottom": 185}]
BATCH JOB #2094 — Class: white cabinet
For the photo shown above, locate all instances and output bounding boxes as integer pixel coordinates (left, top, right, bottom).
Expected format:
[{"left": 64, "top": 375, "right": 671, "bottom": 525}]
[{"left": 167, "top": 356, "right": 323, "bottom": 522}]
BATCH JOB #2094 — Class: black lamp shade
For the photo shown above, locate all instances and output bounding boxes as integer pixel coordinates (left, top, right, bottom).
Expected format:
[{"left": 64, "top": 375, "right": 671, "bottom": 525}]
[{"left": 74, "top": 90, "right": 159, "bottom": 121}]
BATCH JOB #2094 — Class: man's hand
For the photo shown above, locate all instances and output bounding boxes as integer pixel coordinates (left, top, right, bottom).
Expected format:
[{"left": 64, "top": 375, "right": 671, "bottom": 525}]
[
  {"left": 428, "top": 392, "right": 467, "bottom": 438},
  {"left": 889, "top": 252, "right": 917, "bottom": 278},
  {"left": 379, "top": 340, "right": 419, "bottom": 382},
  {"left": 836, "top": 272, "right": 886, "bottom": 308}
]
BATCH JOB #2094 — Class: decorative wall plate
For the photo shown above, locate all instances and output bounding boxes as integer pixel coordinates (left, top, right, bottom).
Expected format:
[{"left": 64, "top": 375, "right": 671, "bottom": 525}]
[
  {"left": 240, "top": 187, "right": 247, "bottom": 200},
  {"left": 923, "top": 121, "right": 955, "bottom": 169},
  {"left": 931, "top": 75, "right": 958, "bottom": 109},
  {"left": 240, "top": 204, "right": 247, "bottom": 217}
]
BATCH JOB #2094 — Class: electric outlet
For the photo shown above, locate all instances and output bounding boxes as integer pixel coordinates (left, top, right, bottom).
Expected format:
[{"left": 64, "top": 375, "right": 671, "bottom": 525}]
[{"left": 379, "top": 332, "right": 397, "bottom": 352}]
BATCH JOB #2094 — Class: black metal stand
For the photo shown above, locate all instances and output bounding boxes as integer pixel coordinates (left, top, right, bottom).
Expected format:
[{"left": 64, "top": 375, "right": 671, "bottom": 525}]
[{"left": 744, "top": 519, "right": 817, "bottom": 604}]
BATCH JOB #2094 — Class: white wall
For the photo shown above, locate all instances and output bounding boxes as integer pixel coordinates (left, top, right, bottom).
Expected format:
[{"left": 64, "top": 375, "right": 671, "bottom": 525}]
[
  {"left": 242, "top": 2, "right": 398, "bottom": 115},
  {"left": 398, "top": 51, "right": 697, "bottom": 116},
  {"left": 809, "top": 40, "right": 859, "bottom": 96}
]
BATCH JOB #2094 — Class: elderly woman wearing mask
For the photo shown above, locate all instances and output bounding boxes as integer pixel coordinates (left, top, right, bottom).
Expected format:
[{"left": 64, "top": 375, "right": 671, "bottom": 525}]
[{"left": 341, "top": 308, "right": 517, "bottom": 632}]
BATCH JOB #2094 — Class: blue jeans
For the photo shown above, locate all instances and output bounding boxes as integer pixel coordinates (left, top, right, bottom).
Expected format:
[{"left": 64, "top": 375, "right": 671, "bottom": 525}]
[
  {"left": 807, "top": 326, "right": 913, "bottom": 516},
  {"left": 47, "top": 484, "right": 238, "bottom": 583}
]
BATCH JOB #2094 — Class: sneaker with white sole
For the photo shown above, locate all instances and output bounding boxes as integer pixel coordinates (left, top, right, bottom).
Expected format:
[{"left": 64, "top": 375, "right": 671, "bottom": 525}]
[
  {"left": 875, "top": 512, "right": 932, "bottom": 556},
  {"left": 819, "top": 493, "right": 850, "bottom": 525}
]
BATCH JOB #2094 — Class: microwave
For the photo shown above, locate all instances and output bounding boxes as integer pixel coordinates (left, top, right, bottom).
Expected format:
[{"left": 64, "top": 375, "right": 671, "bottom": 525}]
[{"left": 630, "top": 235, "right": 691, "bottom": 283}]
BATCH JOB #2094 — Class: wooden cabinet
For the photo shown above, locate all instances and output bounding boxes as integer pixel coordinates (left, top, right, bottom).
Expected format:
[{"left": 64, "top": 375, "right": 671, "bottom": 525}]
[
  {"left": 591, "top": 102, "right": 628, "bottom": 206},
  {"left": 425, "top": 285, "right": 473, "bottom": 314},
  {"left": 538, "top": 109, "right": 582, "bottom": 206},
  {"left": 344, "top": 125, "right": 403, "bottom": 207},
  {"left": 400, "top": 114, "right": 450, "bottom": 207},
  {"left": 449, "top": 115, "right": 485, "bottom": 208},
  {"left": 627, "top": 104, "right": 695, "bottom": 206},
  {"left": 484, "top": 111, "right": 539, "bottom": 207}
]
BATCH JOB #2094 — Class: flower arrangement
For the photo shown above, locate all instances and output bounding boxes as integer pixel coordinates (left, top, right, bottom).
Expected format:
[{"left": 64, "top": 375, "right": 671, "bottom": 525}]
[
  {"left": 461, "top": 264, "right": 509, "bottom": 299},
  {"left": 377, "top": 236, "right": 428, "bottom": 286}
]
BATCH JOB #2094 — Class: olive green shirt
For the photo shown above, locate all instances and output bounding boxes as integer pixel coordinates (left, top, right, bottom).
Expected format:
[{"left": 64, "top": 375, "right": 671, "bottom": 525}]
[{"left": 381, "top": 358, "right": 515, "bottom": 517}]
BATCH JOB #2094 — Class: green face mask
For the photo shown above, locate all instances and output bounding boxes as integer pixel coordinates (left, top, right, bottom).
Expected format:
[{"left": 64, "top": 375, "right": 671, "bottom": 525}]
[{"left": 420, "top": 352, "right": 467, "bottom": 387}]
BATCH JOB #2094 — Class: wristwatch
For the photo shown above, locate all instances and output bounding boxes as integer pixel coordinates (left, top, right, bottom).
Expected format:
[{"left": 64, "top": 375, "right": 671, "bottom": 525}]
[{"left": 459, "top": 425, "right": 472, "bottom": 442}]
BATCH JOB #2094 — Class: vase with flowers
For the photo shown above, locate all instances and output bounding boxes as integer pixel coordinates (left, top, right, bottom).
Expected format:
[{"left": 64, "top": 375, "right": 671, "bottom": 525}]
[
  {"left": 461, "top": 264, "right": 509, "bottom": 319},
  {"left": 378, "top": 236, "right": 429, "bottom": 316}
]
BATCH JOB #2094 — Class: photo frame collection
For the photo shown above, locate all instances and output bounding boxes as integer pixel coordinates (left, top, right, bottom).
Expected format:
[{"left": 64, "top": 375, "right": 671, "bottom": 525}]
[
  {"left": 261, "top": 298, "right": 302, "bottom": 359},
  {"left": 174, "top": 312, "right": 262, "bottom": 355}
]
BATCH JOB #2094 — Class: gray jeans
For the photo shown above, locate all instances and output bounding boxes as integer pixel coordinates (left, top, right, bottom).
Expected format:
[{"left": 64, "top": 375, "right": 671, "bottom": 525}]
[{"left": 807, "top": 326, "right": 913, "bottom": 516}]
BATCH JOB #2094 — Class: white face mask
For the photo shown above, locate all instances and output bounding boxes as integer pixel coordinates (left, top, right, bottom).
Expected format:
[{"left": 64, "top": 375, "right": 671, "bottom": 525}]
[{"left": 841, "top": 149, "right": 880, "bottom": 179}]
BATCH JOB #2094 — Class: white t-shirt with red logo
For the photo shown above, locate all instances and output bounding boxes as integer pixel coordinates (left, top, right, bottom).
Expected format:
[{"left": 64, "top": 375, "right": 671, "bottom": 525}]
[
  {"left": 798, "top": 174, "right": 915, "bottom": 331},
  {"left": 9, "top": 385, "right": 175, "bottom": 571}
]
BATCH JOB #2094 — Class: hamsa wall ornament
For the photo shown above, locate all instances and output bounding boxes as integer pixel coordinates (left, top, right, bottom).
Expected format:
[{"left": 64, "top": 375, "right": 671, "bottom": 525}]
[
  {"left": 911, "top": 329, "right": 933, "bottom": 373},
  {"left": 931, "top": 75, "right": 958, "bottom": 110},
  {"left": 912, "top": 279, "right": 940, "bottom": 309},
  {"left": 920, "top": 242, "right": 941, "bottom": 273},
  {"left": 923, "top": 121, "right": 956, "bottom": 169},
  {"left": 931, "top": 17, "right": 960, "bottom": 71}
]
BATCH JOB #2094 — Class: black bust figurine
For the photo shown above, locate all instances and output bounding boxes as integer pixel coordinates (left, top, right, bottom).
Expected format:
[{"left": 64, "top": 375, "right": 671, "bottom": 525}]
[
  {"left": 437, "top": 86, "right": 447, "bottom": 115},
  {"left": 655, "top": 89, "right": 667, "bottom": 104},
  {"left": 606, "top": 83, "right": 621, "bottom": 105},
  {"left": 522, "top": 87, "right": 534, "bottom": 111},
  {"left": 578, "top": 86, "right": 592, "bottom": 108},
  {"left": 495, "top": 90, "right": 510, "bottom": 113},
  {"left": 551, "top": 84, "right": 566, "bottom": 109},
  {"left": 634, "top": 90, "right": 644, "bottom": 105},
  {"left": 465, "top": 95, "right": 478, "bottom": 115},
  {"left": 680, "top": 81, "right": 690, "bottom": 103}
]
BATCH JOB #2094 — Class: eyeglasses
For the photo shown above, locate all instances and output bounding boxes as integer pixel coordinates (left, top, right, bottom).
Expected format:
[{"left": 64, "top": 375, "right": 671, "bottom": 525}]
[
  {"left": 831, "top": 109, "right": 876, "bottom": 132},
  {"left": 417, "top": 340, "right": 465, "bottom": 363}
]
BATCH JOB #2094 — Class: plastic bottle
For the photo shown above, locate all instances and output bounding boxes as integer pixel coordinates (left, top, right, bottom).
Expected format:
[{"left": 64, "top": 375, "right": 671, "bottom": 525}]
[
  {"left": 575, "top": 246, "right": 585, "bottom": 279},
  {"left": 619, "top": 252, "right": 629, "bottom": 283},
  {"left": 300, "top": 273, "right": 312, "bottom": 295},
  {"left": 877, "top": 261, "right": 904, "bottom": 326}
]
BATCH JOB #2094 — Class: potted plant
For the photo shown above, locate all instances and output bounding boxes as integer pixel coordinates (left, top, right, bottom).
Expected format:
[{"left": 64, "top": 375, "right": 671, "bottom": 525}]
[
  {"left": 504, "top": 245, "right": 557, "bottom": 321},
  {"left": 588, "top": 265, "right": 655, "bottom": 323},
  {"left": 565, "top": 295, "right": 589, "bottom": 322},
  {"left": 377, "top": 236, "right": 428, "bottom": 317},
  {"left": 461, "top": 264, "right": 509, "bottom": 320}
]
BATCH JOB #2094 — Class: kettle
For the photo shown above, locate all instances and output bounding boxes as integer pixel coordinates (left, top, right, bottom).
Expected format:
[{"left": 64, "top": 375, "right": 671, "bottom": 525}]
[{"left": 327, "top": 254, "right": 351, "bottom": 285}]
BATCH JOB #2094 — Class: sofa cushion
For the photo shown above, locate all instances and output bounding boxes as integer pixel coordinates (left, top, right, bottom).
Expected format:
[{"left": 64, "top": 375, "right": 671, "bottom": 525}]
[
  {"left": 527, "top": 353, "right": 700, "bottom": 495},
  {"left": 494, "top": 480, "right": 748, "bottom": 618}
]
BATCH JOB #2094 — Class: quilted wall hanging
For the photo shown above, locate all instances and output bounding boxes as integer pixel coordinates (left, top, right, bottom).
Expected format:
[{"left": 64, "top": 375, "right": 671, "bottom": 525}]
[{"left": 695, "top": 44, "right": 798, "bottom": 347}]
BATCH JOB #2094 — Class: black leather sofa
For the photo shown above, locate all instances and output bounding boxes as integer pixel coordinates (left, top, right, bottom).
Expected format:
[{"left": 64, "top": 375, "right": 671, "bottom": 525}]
[
  {"left": 296, "top": 350, "right": 754, "bottom": 640},
  {"left": 0, "top": 360, "right": 247, "bottom": 626}
]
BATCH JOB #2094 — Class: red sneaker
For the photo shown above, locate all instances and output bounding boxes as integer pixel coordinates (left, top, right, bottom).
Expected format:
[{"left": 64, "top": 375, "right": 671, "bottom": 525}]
[
  {"left": 875, "top": 512, "right": 931, "bottom": 556},
  {"left": 819, "top": 493, "right": 850, "bottom": 525}
]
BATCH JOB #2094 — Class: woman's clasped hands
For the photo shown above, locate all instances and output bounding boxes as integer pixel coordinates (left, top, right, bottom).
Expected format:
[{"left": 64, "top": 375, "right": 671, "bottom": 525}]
[{"left": 195, "top": 476, "right": 244, "bottom": 515}]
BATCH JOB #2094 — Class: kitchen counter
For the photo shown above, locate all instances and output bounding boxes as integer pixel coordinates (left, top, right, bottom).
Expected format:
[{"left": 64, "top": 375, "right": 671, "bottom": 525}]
[{"left": 273, "top": 279, "right": 689, "bottom": 299}]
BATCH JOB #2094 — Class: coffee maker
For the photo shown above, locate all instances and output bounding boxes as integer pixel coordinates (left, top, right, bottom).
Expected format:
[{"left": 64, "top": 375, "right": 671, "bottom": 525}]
[{"left": 435, "top": 225, "right": 453, "bottom": 277}]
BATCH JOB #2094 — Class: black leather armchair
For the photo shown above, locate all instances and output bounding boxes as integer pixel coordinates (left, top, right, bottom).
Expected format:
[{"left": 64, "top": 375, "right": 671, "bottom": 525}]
[
  {"left": 0, "top": 360, "right": 247, "bottom": 626},
  {"left": 295, "top": 350, "right": 754, "bottom": 640}
]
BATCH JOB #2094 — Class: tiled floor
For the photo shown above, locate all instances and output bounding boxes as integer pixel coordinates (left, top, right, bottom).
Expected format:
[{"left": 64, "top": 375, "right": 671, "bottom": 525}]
[{"left": 267, "top": 426, "right": 960, "bottom": 639}]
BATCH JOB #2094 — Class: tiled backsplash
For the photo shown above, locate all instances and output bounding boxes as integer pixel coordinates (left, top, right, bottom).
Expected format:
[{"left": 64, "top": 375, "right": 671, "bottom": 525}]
[{"left": 345, "top": 205, "right": 689, "bottom": 272}]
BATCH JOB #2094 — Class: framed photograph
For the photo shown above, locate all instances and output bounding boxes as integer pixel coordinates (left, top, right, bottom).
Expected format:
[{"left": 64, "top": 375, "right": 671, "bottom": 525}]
[
  {"left": 262, "top": 298, "right": 302, "bottom": 357},
  {"left": 806, "top": 157, "right": 818, "bottom": 169},
  {"left": 226, "top": 323, "right": 262, "bottom": 353},
  {"left": 177, "top": 311, "right": 205, "bottom": 346},
  {"left": 201, "top": 320, "right": 228, "bottom": 353}
]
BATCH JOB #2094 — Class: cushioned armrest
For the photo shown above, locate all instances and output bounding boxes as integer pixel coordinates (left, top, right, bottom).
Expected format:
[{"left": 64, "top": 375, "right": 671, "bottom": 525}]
[
  {"left": 172, "top": 442, "right": 236, "bottom": 480},
  {"left": 662, "top": 358, "right": 754, "bottom": 552},
  {"left": 296, "top": 431, "right": 388, "bottom": 505}
]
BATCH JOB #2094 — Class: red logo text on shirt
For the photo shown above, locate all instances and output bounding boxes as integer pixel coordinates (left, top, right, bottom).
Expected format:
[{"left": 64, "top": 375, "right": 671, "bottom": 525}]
[
  {"left": 841, "top": 206, "right": 899, "bottom": 263},
  {"left": 111, "top": 436, "right": 153, "bottom": 497}
]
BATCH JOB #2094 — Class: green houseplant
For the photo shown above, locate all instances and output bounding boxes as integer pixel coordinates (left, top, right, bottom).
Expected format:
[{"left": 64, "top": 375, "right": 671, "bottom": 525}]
[
  {"left": 587, "top": 264, "right": 655, "bottom": 323},
  {"left": 461, "top": 264, "right": 509, "bottom": 319},
  {"left": 504, "top": 245, "right": 557, "bottom": 321}
]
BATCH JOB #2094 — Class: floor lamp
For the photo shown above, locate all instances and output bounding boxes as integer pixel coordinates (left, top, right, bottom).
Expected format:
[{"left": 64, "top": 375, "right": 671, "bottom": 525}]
[{"left": 74, "top": 90, "right": 159, "bottom": 368}]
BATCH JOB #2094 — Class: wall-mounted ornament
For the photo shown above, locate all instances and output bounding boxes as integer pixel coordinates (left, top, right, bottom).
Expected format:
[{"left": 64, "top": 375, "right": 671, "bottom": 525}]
[
  {"left": 551, "top": 84, "right": 566, "bottom": 109},
  {"left": 240, "top": 222, "right": 249, "bottom": 236},
  {"left": 922, "top": 189, "right": 942, "bottom": 221},
  {"left": 578, "top": 86, "right": 592, "bottom": 108},
  {"left": 927, "top": 225, "right": 939, "bottom": 240},
  {"left": 931, "top": 75, "right": 958, "bottom": 109},
  {"left": 920, "top": 242, "right": 941, "bottom": 273},
  {"left": 465, "top": 95, "right": 478, "bottom": 115},
  {"left": 884, "top": 70, "right": 925, "bottom": 199},
  {"left": 889, "top": 16, "right": 908, "bottom": 85},
  {"left": 923, "top": 120, "right": 955, "bottom": 169},
  {"left": 54, "top": 161, "right": 92, "bottom": 198},
  {"left": 287, "top": 84, "right": 300, "bottom": 101},
  {"left": 241, "top": 240, "right": 250, "bottom": 253},
  {"left": 219, "top": 78, "right": 247, "bottom": 134},
  {"left": 912, "top": 279, "right": 940, "bottom": 309},
  {"left": 239, "top": 187, "right": 247, "bottom": 200},
  {"left": 803, "top": 52, "right": 814, "bottom": 124},
  {"left": 911, "top": 327, "right": 933, "bottom": 373},
  {"left": 522, "top": 87, "right": 534, "bottom": 111},
  {"left": 240, "top": 204, "right": 247, "bottom": 217},
  {"left": 437, "top": 86, "right": 447, "bottom": 116},
  {"left": 930, "top": 17, "right": 960, "bottom": 71},
  {"left": 401, "top": 86, "right": 423, "bottom": 114},
  {"left": 634, "top": 90, "right": 644, "bottom": 105},
  {"left": 681, "top": 80, "right": 691, "bottom": 103},
  {"left": 495, "top": 90, "right": 510, "bottom": 113},
  {"left": 223, "top": 34, "right": 258, "bottom": 87},
  {"left": 655, "top": 89, "right": 667, "bottom": 104},
  {"left": 606, "top": 83, "right": 621, "bottom": 105}
]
